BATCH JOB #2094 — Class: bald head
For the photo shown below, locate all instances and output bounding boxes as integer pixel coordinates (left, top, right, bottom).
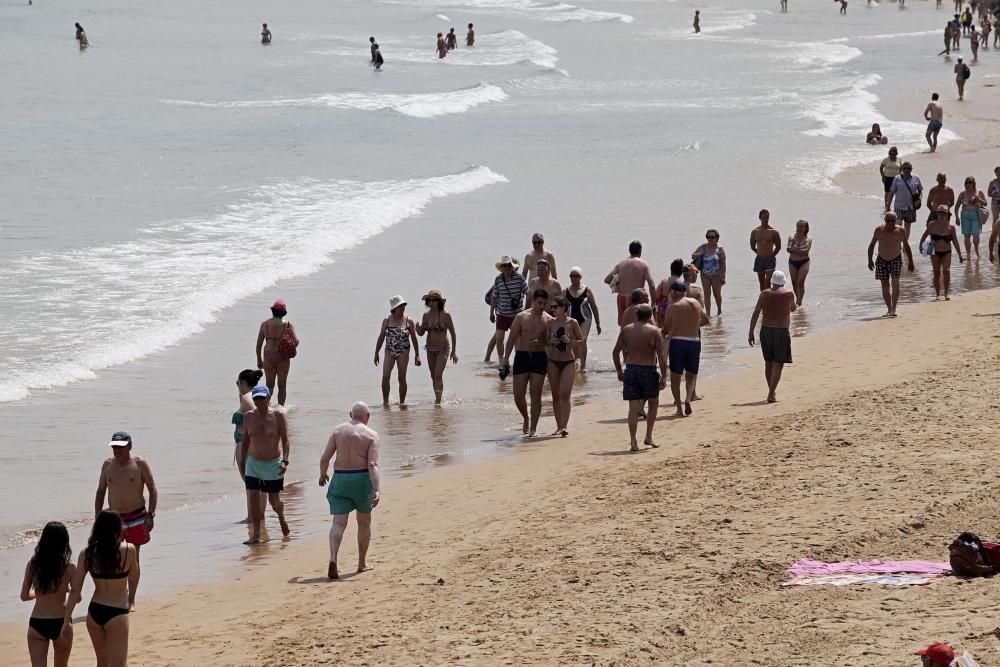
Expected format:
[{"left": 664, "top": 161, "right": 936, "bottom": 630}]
[{"left": 350, "top": 402, "right": 370, "bottom": 421}]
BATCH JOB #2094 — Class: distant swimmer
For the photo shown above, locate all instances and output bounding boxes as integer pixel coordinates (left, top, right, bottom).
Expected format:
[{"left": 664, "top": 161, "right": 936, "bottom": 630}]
[
  {"left": 370, "top": 36, "right": 377, "bottom": 63},
  {"left": 318, "top": 402, "right": 381, "bottom": 580},
  {"left": 239, "top": 385, "right": 291, "bottom": 545},
  {"left": 748, "top": 270, "right": 796, "bottom": 403},
  {"left": 837, "top": 0, "right": 848, "bottom": 15},
  {"left": 693, "top": 10, "right": 701, "bottom": 33},
  {"left": 467, "top": 23, "right": 475, "bottom": 46},
  {"left": 867, "top": 212, "right": 915, "bottom": 314},
  {"left": 924, "top": 92, "right": 944, "bottom": 152},
  {"left": 867, "top": 123, "right": 888, "bottom": 145},
  {"left": 373, "top": 43, "right": 384, "bottom": 70},
  {"left": 750, "top": 209, "right": 782, "bottom": 291},
  {"left": 446, "top": 27, "right": 458, "bottom": 50},
  {"left": 780, "top": 0, "right": 788, "bottom": 13},
  {"left": 75, "top": 22, "right": 88, "bottom": 49},
  {"left": 436, "top": 32, "right": 448, "bottom": 59},
  {"left": 261, "top": 23, "right": 271, "bottom": 45},
  {"left": 612, "top": 304, "right": 667, "bottom": 451}
]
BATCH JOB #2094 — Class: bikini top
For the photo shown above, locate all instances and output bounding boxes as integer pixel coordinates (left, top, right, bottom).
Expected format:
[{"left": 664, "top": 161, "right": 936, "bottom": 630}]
[
  {"left": 790, "top": 237, "right": 809, "bottom": 251},
  {"left": 92, "top": 569, "right": 130, "bottom": 580},
  {"left": 425, "top": 315, "right": 446, "bottom": 331},
  {"left": 931, "top": 233, "right": 953, "bottom": 243}
]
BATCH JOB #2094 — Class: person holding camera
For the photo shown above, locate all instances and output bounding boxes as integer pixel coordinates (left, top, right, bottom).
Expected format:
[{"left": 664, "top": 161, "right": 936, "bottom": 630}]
[
  {"left": 546, "top": 296, "right": 583, "bottom": 437},
  {"left": 489, "top": 256, "right": 528, "bottom": 370}
]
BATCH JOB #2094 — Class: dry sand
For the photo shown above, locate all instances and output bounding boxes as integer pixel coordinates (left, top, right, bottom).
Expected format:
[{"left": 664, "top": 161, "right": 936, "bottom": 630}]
[{"left": 8, "top": 71, "right": 1000, "bottom": 667}]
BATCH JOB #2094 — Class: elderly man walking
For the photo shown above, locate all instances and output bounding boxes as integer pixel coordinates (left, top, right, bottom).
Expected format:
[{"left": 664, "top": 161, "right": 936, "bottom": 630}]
[{"left": 319, "top": 402, "right": 381, "bottom": 580}]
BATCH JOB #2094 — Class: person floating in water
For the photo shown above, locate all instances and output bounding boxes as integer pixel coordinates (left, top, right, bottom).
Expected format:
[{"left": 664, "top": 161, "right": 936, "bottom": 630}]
[
  {"left": 75, "top": 22, "right": 88, "bottom": 49},
  {"left": 261, "top": 23, "right": 271, "bottom": 45},
  {"left": 693, "top": 10, "right": 701, "bottom": 33},
  {"left": 436, "top": 32, "right": 448, "bottom": 59},
  {"left": 370, "top": 36, "right": 377, "bottom": 63},
  {"left": 446, "top": 27, "right": 458, "bottom": 50},
  {"left": 466, "top": 23, "right": 475, "bottom": 47},
  {"left": 373, "top": 43, "right": 384, "bottom": 70}
]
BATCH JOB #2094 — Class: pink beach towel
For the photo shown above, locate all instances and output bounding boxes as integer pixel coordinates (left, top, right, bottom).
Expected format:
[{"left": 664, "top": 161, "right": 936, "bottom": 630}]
[{"left": 787, "top": 558, "right": 950, "bottom": 577}]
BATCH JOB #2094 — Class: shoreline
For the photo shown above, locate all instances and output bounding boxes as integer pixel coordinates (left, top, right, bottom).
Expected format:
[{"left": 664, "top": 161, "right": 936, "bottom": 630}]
[{"left": 7, "top": 278, "right": 1000, "bottom": 664}]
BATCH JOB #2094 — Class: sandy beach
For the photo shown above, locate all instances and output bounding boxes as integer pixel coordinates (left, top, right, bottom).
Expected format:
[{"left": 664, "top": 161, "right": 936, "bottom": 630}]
[{"left": 8, "top": 264, "right": 1000, "bottom": 665}]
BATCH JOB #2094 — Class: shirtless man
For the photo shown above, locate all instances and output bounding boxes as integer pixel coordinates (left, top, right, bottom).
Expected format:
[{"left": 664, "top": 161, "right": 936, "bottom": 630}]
[
  {"left": 750, "top": 210, "right": 782, "bottom": 291},
  {"left": 466, "top": 23, "right": 475, "bottom": 46},
  {"left": 522, "top": 233, "right": 557, "bottom": 280},
  {"left": 502, "top": 290, "right": 553, "bottom": 436},
  {"left": 926, "top": 173, "right": 955, "bottom": 225},
  {"left": 261, "top": 23, "right": 271, "bottom": 45},
  {"left": 95, "top": 431, "right": 157, "bottom": 610},
  {"left": 605, "top": 240, "right": 656, "bottom": 326},
  {"left": 446, "top": 27, "right": 458, "bottom": 50},
  {"left": 529, "top": 259, "right": 562, "bottom": 307},
  {"left": 653, "top": 258, "right": 685, "bottom": 323},
  {"left": 239, "top": 385, "right": 290, "bottom": 545},
  {"left": 693, "top": 10, "right": 701, "bottom": 33},
  {"left": 318, "top": 402, "right": 381, "bottom": 580},
  {"left": 683, "top": 264, "right": 705, "bottom": 308},
  {"left": 621, "top": 288, "right": 649, "bottom": 328},
  {"left": 370, "top": 36, "right": 377, "bottom": 63},
  {"left": 867, "top": 212, "right": 915, "bottom": 317},
  {"left": 924, "top": 93, "right": 944, "bottom": 153},
  {"left": 748, "top": 271, "right": 797, "bottom": 403},
  {"left": 612, "top": 305, "right": 668, "bottom": 451},
  {"left": 661, "top": 284, "right": 709, "bottom": 416}
]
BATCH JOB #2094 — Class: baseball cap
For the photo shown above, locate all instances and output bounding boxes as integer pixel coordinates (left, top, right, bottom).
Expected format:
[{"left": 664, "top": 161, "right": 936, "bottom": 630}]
[
  {"left": 108, "top": 431, "right": 132, "bottom": 447},
  {"left": 251, "top": 385, "right": 271, "bottom": 399},
  {"left": 272, "top": 299, "right": 287, "bottom": 310},
  {"left": 936, "top": 205, "right": 952, "bottom": 214},
  {"left": 770, "top": 270, "right": 787, "bottom": 286},
  {"left": 915, "top": 643, "right": 955, "bottom": 665}
]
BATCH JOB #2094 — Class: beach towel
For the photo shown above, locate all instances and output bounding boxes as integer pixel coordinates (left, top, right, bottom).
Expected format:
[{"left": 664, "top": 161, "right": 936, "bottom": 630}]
[
  {"left": 783, "top": 572, "right": 947, "bottom": 587},
  {"left": 787, "top": 558, "right": 950, "bottom": 577}
]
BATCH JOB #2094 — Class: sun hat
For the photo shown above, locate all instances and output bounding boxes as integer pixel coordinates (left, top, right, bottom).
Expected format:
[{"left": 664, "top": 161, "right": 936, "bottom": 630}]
[
  {"left": 272, "top": 299, "right": 287, "bottom": 310},
  {"left": 422, "top": 289, "right": 445, "bottom": 302},
  {"left": 251, "top": 385, "right": 270, "bottom": 399},
  {"left": 936, "top": 205, "right": 952, "bottom": 214},
  {"left": 389, "top": 295, "right": 407, "bottom": 311},
  {"left": 914, "top": 643, "right": 955, "bottom": 665},
  {"left": 495, "top": 255, "right": 520, "bottom": 271},
  {"left": 108, "top": 431, "right": 132, "bottom": 447},
  {"left": 770, "top": 270, "right": 787, "bottom": 286}
]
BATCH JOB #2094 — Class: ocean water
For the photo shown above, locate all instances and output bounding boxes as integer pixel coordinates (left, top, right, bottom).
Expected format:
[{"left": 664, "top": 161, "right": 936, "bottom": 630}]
[{"left": 1, "top": 0, "right": 997, "bottom": 617}]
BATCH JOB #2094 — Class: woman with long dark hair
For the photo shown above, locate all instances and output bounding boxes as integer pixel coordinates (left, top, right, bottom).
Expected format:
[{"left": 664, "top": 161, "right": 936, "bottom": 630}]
[
  {"left": 21, "top": 522, "right": 75, "bottom": 667},
  {"left": 67, "top": 510, "right": 138, "bottom": 667},
  {"left": 234, "top": 368, "right": 264, "bottom": 523}
]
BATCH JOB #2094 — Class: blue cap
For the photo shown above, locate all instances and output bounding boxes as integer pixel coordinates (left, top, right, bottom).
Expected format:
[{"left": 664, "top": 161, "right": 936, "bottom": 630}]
[
  {"left": 251, "top": 385, "right": 270, "bottom": 399},
  {"left": 108, "top": 431, "right": 132, "bottom": 447}
]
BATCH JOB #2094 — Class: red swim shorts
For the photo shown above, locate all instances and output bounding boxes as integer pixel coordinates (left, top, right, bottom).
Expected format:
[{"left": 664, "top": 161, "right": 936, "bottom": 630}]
[
  {"left": 495, "top": 314, "right": 515, "bottom": 331},
  {"left": 120, "top": 507, "right": 151, "bottom": 546}
]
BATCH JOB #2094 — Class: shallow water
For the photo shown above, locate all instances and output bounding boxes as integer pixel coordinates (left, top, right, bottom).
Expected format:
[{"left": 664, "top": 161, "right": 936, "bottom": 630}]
[{"left": 2, "top": 0, "right": 998, "bottom": 619}]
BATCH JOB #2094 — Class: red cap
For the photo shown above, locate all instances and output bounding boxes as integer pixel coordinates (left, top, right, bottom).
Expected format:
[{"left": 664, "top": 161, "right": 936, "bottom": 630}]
[
  {"left": 272, "top": 299, "right": 287, "bottom": 310},
  {"left": 915, "top": 643, "right": 955, "bottom": 665}
]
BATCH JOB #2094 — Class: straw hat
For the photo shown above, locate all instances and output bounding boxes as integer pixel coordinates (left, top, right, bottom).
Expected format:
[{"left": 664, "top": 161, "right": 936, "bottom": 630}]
[
  {"left": 388, "top": 295, "right": 407, "bottom": 311},
  {"left": 495, "top": 255, "right": 520, "bottom": 270},
  {"left": 421, "top": 289, "right": 446, "bottom": 304}
]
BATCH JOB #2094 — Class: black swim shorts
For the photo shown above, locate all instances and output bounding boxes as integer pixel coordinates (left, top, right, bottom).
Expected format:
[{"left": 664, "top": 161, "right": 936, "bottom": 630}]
[
  {"left": 513, "top": 350, "right": 548, "bottom": 376},
  {"left": 753, "top": 255, "right": 777, "bottom": 274},
  {"left": 760, "top": 326, "right": 792, "bottom": 364},
  {"left": 623, "top": 364, "right": 661, "bottom": 401}
]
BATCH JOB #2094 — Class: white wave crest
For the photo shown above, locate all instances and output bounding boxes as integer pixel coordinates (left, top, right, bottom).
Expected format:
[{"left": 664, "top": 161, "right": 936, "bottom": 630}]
[
  {"left": 380, "top": 0, "right": 632, "bottom": 23},
  {"left": 164, "top": 83, "right": 508, "bottom": 118},
  {"left": 0, "top": 167, "right": 508, "bottom": 402}
]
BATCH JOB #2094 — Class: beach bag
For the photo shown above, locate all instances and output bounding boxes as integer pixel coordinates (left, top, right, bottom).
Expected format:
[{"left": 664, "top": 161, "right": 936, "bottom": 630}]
[
  {"left": 978, "top": 206, "right": 990, "bottom": 226},
  {"left": 949, "top": 532, "right": 995, "bottom": 577},
  {"left": 692, "top": 251, "right": 705, "bottom": 272},
  {"left": 902, "top": 176, "right": 921, "bottom": 211},
  {"left": 277, "top": 323, "right": 299, "bottom": 360},
  {"left": 963, "top": 65, "right": 972, "bottom": 80},
  {"left": 484, "top": 286, "right": 494, "bottom": 305}
]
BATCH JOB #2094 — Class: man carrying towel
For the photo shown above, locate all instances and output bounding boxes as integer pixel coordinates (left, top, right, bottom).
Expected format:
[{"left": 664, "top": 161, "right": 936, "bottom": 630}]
[
  {"left": 319, "top": 402, "right": 381, "bottom": 580},
  {"left": 748, "top": 270, "right": 796, "bottom": 404},
  {"left": 95, "top": 431, "right": 158, "bottom": 610}
]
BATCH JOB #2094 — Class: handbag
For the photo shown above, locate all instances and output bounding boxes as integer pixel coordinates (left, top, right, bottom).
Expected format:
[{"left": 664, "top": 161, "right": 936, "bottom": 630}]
[
  {"left": 692, "top": 250, "right": 705, "bottom": 272},
  {"left": 978, "top": 206, "right": 990, "bottom": 226},
  {"left": 484, "top": 286, "right": 494, "bottom": 306},
  {"left": 901, "top": 175, "right": 921, "bottom": 211},
  {"left": 277, "top": 323, "right": 299, "bottom": 360}
]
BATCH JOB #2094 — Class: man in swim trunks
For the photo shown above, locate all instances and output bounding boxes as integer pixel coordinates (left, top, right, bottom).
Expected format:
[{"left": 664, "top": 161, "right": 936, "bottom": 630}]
[
  {"left": 605, "top": 240, "right": 656, "bottom": 327},
  {"left": 924, "top": 93, "right": 944, "bottom": 153},
  {"left": 661, "top": 283, "right": 709, "bottom": 416},
  {"left": 748, "top": 270, "right": 796, "bottom": 404},
  {"left": 529, "top": 259, "right": 562, "bottom": 309},
  {"left": 750, "top": 209, "right": 782, "bottom": 291},
  {"left": 612, "top": 304, "right": 668, "bottom": 451},
  {"left": 867, "top": 212, "right": 914, "bottom": 317},
  {"left": 502, "top": 289, "right": 553, "bottom": 436},
  {"left": 95, "top": 431, "right": 158, "bottom": 610},
  {"left": 240, "top": 385, "right": 290, "bottom": 545},
  {"left": 318, "top": 402, "right": 380, "bottom": 580}
]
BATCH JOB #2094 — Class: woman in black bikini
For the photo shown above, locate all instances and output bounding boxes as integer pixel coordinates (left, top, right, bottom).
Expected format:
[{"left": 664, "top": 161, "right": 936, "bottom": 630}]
[
  {"left": 21, "top": 522, "right": 75, "bottom": 667},
  {"left": 786, "top": 220, "right": 812, "bottom": 307},
  {"left": 918, "top": 205, "right": 964, "bottom": 300},
  {"left": 67, "top": 510, "right": 138, "bottom": 667},
  {"left": 546, "top": 296, "right": 583, "bottom": 437},
  {"left": 564, "top": 267, "right": 601, "bottom": 372},
  {"left": 416, "top": 290, "right": 458, "bottom": 405}
]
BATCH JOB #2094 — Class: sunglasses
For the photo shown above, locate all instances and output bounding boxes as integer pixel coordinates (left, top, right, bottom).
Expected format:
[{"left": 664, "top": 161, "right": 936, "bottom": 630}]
[
  {"left": 570, "top": 274, "right": 581, "bottom": 278},
  {"left": 706, "top": 235, "right": 718, "bottom": 239}
]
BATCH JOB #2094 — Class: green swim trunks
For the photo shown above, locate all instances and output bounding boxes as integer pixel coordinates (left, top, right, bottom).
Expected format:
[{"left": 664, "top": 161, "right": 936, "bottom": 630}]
[{"left": 327, "top": 470, "right": 374, "bottom": 515}]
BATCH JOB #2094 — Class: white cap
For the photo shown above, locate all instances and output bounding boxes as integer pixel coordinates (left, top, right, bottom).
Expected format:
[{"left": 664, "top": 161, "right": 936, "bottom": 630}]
[{"left": 770, "top": 270, "right": 787, "bottom": 287}]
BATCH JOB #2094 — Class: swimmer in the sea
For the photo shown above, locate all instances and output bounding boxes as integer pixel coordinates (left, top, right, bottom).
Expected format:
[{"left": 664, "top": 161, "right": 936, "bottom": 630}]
[
  {"left": 261, "top": 23, "right": 271, "bottom": 45},
  {"left": 75, "top": 22, "right": 88, "bottom": 49},
  {"left": 467, "top": 23, "right": 475, "bottom": 47},
  {"left": 373, "top": 44, "right": 384, "bottom": 70},
  {"left": 446, "top": 27, "right": 458, "bottom": 50},
  {"left": 693, "top": 10, "right": 701, "bottom": 33},
  {"left": 370, "top": 36, "right": 377, "bottom": 63},
  {"left": 436, "top": 32, "right": 448, "bottom": 59}
]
